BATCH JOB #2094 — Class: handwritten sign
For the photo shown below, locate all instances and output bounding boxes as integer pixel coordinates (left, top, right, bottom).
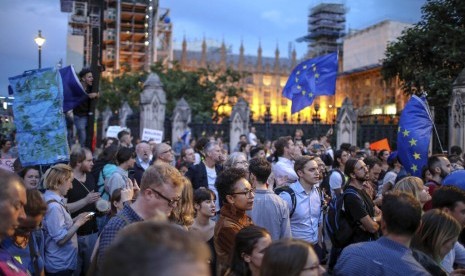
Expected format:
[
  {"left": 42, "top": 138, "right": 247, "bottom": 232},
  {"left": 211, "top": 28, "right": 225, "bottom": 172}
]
[
  {"left": 0, "top": 158, "right": 16, "bottom": 172},
  {"left": 142, "top": 128, "right": 163, "bottom": 143},
  {"left": 106, "top": 126, "right": 124, "bottom": 138}
]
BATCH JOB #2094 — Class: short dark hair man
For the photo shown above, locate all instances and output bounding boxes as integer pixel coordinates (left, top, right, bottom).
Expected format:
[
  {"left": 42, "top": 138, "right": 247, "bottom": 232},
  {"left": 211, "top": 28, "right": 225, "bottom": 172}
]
[
  {"left": 272, "top": 136, "right": 298, "bottom": 184},
  {"left": 335, "top": 191, "right": 428, "bottom": 275},
  {"left": 73, "top": 68, "right": 99, "bottom": 147},
  {"left": 423, "top": 154, "right": 452, "bottom": 210},
  {"left": 249, "top": 158, "right": 290, "bottom": 241},
  {"left": 328, "top": 149, "right": 349, "bottom": 197}
]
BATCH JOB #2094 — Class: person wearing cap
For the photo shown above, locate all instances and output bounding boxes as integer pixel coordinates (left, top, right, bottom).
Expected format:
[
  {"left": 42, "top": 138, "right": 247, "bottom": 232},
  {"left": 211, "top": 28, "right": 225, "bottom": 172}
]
[{"left": 423, "top": 154, "right": 452, "bottom": 211}]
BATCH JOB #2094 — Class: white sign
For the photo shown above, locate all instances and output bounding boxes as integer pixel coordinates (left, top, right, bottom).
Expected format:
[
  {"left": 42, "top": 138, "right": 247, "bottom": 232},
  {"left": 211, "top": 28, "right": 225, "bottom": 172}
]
[
  {"left": 142, "top": 128, "right": 163, "bottom": 143},
  {"left": 0, "top": 158, "right": 15, "bottom": 172},
  {"left": 106, "top": 126, "right": 124, "bottom": 138}
]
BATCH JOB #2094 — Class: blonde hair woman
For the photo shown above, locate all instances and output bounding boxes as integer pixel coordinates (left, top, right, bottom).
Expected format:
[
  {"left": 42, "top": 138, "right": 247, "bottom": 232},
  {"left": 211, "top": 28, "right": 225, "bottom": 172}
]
[
  {"left": 411, "top": 209, "right": 461, "bottom": 275},
  {"left": 393, "top": 176, "right": 431, "bottom": 208},
  {"left": 42, "top": 164, "right": 93, "bottom": 275}
]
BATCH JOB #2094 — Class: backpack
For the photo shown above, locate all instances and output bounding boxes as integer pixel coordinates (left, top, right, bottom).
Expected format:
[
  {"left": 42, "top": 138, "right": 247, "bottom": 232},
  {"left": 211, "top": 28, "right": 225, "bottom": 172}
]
[
  {"left": 320, "top": 169, "right": 346, "bottom": 199},
  {"left": 275, "top": 185, "right": 326, "bottom": 218},
  {"left": 275, "top": 186, "right": 297, "bottom": 217},
  {"left": 325, "top": 187, "right": 363, "bottom": 248}
]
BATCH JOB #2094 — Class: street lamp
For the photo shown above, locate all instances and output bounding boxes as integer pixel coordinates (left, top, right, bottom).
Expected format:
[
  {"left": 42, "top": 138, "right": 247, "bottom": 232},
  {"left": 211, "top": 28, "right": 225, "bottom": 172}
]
[{"left": 34, "top": 30, "right": 46, "bottom": 69}]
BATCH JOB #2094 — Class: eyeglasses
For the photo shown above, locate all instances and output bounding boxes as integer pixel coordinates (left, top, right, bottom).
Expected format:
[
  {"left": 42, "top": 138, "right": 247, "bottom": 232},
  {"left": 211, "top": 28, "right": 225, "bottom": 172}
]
[
  {"left": 147, "top": 187, "right": 181, "bottom": 207},
  {"left": 235, "top": 160, "right": 249, "bottom": 166},
  {"left": 230, "top": 187, "right": 256, "bottom": 198}
]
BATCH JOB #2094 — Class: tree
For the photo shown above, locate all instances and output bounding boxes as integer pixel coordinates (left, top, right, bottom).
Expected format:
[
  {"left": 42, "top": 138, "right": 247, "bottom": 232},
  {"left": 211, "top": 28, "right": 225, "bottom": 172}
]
[
  {"left": 382, "top": 0, "right": 465, "bottom": 107},
  {"left": 98, "top": 72, "right": 147, "bottom": 111},
  {"left": 151, "top": 62, "right": 246, "bottom": 122}
]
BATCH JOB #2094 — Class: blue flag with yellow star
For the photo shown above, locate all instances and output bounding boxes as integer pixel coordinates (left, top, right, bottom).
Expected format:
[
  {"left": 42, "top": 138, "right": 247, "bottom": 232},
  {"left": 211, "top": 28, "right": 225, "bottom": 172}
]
[
  {"left": 397, "top": 95, "right": 433, "bottom": 177},
  {"left": 282, "top": 52, "right": 338, "bottom": 114}
]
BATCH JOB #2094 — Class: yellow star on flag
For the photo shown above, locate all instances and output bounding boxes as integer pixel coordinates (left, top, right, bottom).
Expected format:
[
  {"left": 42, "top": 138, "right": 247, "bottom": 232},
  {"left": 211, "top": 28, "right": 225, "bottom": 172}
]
[
  {"left": 303, "top": 65, "right": 307, "bottom": 69},
  {"left": 402, "top": 129, "right": 410, "bottom": 137},
  {"left": 296, "top": 71, "right": 300, "bottom": 75},
  {"left": 413, "top": 152, "right": 421, "bottom": 160},
  {"left": 308, "top": 92, "right": 314, "bottom": 98},
  {"left": 297, "top": 85, "right": 302, "bottom": 90},
  {"left": 302, "top": 90, "right": 306, "bottom": 96},
  {"left": 295, "top": 77, "right": 298, "bottom": 83},
  {"left": 315, "top": 73, "right": 320, "bottom": 78},
  {"left": 409, "top": 138, "right": 417, "bottom": 147},
  {"left": 411, "top": 164, "right": 418, "bottom": 172}
]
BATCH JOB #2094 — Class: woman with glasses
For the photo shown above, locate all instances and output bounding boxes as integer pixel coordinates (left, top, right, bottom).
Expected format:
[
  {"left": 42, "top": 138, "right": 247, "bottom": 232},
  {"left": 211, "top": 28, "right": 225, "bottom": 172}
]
[
  {"left": 42, "top": 164, "right": 93, "bottom": 276},
  {"left": 1, "top": 189, "right": 47, "bottom": 276},
  {"left": 260, "top": 239, "right": 325, "bottom": 276},
  {"left": 226, "top": 225, "right": 272, "bottom": 276},
  {"left": 214, "top": 168, "right": 255, "bottom": 275},
  {"left": 224, "top": 152, "right": 249, "bottom": 172}
]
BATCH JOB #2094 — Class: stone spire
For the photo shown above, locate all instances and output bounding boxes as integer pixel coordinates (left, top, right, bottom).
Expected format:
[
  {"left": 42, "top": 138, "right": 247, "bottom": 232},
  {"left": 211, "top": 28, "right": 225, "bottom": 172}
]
[
  {"left": 257, "top": 41, "right": 263, "bottom": 72},
  {"left": 200, "top": 36, "right": 207, "bottom": 68},
  {"left": 291, "top": 47, "right": 297, "bottom": 69},
  {"left": 274, "top": 43, "right": 280, "bottom": 73},
  {"left": 220, "top": 39, "right": 227, "bottom": 70},
  {"left": 181, "top": 36, "right": 187, "bottom": 67},
  {"left": 238, "top": 40, "right": 245, "bottom": 72}
]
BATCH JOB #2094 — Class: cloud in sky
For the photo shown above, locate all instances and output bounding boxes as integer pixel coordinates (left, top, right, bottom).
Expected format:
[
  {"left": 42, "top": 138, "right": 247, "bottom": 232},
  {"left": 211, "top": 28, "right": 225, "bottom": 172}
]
[{"left": 0, "top": 0, "right": 426, "bottom": 95}]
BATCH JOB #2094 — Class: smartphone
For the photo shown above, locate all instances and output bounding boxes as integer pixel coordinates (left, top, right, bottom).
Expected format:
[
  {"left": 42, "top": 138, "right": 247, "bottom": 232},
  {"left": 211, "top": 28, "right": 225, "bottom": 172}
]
[{"left": 85, "top": 212, "right": 95, "bottom": 218}]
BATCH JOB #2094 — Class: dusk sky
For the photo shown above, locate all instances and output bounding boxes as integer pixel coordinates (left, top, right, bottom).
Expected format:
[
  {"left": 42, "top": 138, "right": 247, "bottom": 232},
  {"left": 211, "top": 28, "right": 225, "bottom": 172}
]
[{"left": 0, "top": 0, "right": 426, "bottom": 96}]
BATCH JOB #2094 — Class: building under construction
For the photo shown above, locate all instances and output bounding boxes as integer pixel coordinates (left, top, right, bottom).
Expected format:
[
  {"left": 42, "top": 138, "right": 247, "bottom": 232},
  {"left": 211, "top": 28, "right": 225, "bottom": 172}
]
[
  {"left": 297, "top": 2, "right": 346, "bottom": 57},
  {"left": 61, "top": 0, "right": 172, "bottom": 76}
]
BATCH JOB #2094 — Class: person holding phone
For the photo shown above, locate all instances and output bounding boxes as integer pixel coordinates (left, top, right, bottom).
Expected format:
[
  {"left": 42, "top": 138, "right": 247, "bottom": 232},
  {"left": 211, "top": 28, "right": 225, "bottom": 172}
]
[{"left": 42, "top": 164, "right": 93, "bottom": 276}]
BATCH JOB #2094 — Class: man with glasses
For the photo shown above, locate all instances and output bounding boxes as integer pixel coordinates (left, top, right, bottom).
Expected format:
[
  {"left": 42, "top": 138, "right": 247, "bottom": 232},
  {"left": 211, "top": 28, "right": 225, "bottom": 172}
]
[
  {"left": 214, "top": 168, "right": 254, "bottom": 275},
  {"left": 97, "top": 163, "right": 184, "bottom": 272},
  {"left": 155, "top": 143, "right": 175, "bottom": 165},
  {"left": 279, "top": 156, "right": 325, "bottom": 260}
]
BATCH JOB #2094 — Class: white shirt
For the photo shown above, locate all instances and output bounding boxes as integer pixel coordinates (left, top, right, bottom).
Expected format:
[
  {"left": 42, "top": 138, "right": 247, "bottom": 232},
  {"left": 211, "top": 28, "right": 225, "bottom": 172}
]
[
  {"left": 248, "top": 132, "right": 257, "bottom": 146},
  {"left": 329, "top": 170, "right": 343, "bottom": 198},
  {"left": 273, "top": 157, "right": 298, "bottom": 184},
  {"left": 206, "top": 165, "right": 219, "bottom": 211}
]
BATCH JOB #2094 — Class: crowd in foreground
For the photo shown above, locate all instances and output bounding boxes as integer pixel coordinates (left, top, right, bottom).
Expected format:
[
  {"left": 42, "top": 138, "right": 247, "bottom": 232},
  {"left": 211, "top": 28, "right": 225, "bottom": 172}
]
[{"left": 1, "top": 127, "right": 465, "bottom": 276}]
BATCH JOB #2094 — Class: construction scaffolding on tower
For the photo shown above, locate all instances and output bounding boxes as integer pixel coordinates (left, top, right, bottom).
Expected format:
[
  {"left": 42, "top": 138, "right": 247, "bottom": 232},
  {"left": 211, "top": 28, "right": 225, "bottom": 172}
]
[{"left": 296, "top": 3, "right": 347, "bottom": 58}]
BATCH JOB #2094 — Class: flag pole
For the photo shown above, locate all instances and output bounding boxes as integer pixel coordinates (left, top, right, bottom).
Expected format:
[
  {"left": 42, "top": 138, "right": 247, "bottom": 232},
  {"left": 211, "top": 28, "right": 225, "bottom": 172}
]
[{"left": 420, "top": 91, "right": 445, "bottom": 153}]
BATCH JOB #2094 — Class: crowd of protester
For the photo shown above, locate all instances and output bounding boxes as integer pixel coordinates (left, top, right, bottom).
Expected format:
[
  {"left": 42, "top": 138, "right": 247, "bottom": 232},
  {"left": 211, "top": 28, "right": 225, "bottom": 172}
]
[{"left": 3, "top": 125, "right": 465, "bottom": 276}]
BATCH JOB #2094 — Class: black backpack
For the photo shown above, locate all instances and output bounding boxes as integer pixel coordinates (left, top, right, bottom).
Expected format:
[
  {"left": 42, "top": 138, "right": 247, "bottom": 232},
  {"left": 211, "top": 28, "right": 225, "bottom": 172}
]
[
  {"left": 320, "top": 169, "right": 346, "bottom": 199},
  {"left": 275, "top": 185, "right": 326, "bottom": 218},
  {"left": 325, "top": 187, "right": 363, "bottom": 248},
  {"left": 275, "top": 186, "right": 297, "bottom": 217}
]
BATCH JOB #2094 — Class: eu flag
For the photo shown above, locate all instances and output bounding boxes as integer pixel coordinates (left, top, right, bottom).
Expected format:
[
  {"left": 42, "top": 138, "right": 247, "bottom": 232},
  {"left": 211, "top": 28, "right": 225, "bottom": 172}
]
[
  {"left": 282, "top": 52, "right": 338, "bottom": 114},
  {"left": 59, "top": 65, "right": 88, "bottom": 112},
  {"left": 397, "top": 95, "right": 433, "bottom": 177}
]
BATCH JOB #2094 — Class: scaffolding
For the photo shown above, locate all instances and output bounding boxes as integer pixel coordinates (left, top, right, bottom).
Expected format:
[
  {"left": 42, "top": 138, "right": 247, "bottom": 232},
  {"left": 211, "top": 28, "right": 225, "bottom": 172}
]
[{"left": 296, "top": 3, "right": 346, "bottom": 57}]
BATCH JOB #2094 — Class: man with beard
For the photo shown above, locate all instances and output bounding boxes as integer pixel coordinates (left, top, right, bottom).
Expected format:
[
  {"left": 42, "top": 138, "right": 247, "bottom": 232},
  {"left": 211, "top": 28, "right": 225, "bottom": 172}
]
[
  {"left": 363, "top": 156, "right": 383, "bottom": 201},
  {"left": 423, "top": 155, "right": 452, "bottom": 210},
  {"left": 67, "top": 147, "right": 100, "bottom": 276},
  {"left": 343, "top": 158, "right": 381, "bottom": 245}
]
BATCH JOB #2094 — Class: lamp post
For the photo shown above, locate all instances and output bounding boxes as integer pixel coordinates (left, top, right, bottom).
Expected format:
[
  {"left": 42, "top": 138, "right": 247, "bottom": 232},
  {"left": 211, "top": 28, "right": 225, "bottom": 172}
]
[{"left": 34, "top": 30, "right": 46, "bottom": 69}]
